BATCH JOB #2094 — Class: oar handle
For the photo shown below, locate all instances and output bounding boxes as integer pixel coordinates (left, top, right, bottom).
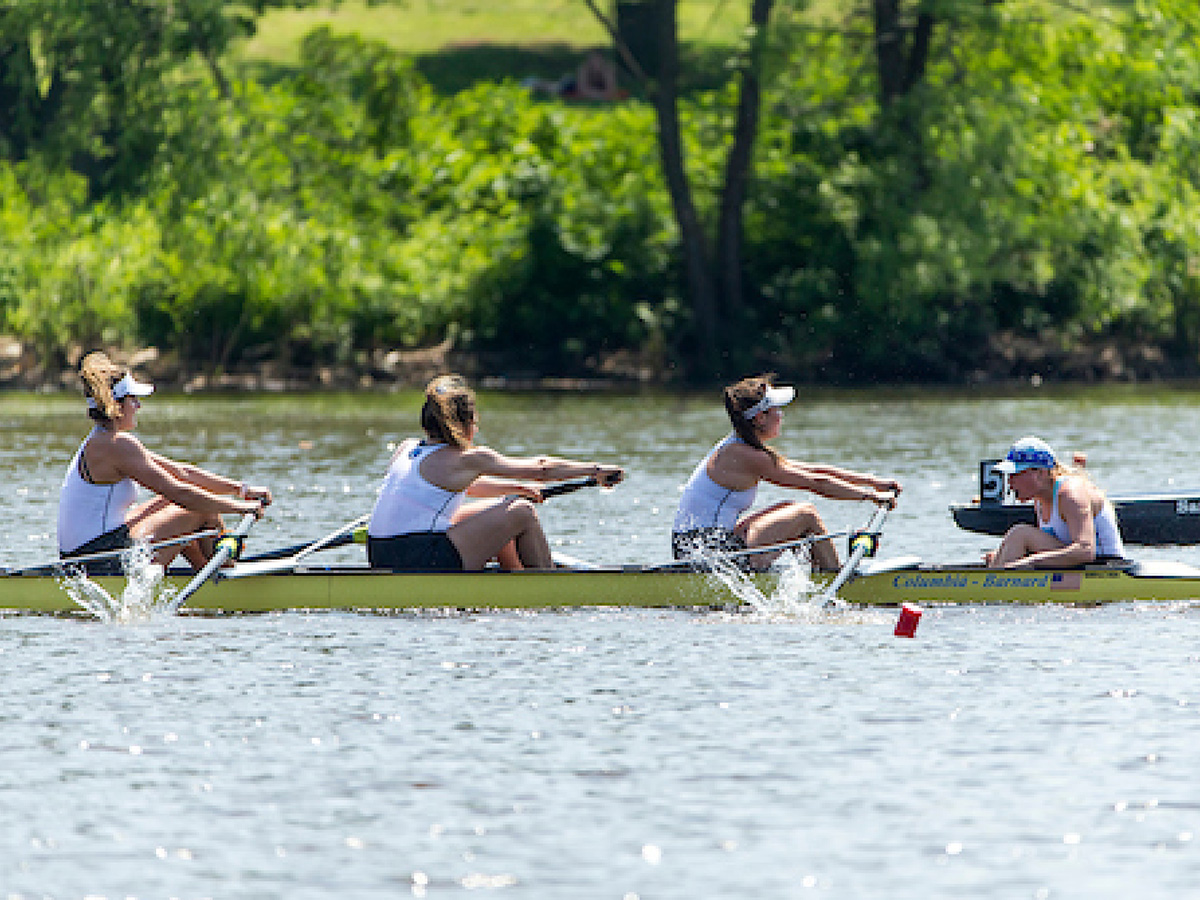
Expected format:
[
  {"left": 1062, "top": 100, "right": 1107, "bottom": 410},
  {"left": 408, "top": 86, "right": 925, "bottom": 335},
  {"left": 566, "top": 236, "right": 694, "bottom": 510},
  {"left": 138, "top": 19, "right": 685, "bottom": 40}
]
[{"left": 540, "top": 477, "right": 599, "bottom": 500}]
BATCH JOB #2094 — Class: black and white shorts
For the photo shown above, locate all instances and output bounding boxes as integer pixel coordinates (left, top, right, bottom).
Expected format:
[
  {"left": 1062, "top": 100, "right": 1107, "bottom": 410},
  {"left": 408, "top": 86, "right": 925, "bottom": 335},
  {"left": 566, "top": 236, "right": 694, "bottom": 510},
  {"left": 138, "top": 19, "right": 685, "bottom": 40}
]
[{"left": 671, "top": 527, "right": 747, "bottom": 560}]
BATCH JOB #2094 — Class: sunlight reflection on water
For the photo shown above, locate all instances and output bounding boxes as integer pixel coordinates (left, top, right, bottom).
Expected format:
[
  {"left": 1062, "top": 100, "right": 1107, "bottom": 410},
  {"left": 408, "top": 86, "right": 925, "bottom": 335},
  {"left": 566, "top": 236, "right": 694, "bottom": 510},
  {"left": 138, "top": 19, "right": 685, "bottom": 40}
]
[{"left": 5, "top": 388, "right": 1200, "bottom": 897}]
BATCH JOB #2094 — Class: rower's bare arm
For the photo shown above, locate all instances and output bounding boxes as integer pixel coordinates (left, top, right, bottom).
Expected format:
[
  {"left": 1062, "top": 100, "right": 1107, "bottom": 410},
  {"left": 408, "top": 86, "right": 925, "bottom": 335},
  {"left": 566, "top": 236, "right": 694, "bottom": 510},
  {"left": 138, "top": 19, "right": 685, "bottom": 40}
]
[
  {"left": 466, "top": 476, "right": 544, "bottom": 502},
  {"left": 465, "top": 448, "right": 623, "bottom": 486},
  {"left": 1023, "top": 487, "right": 1097, "bottom": 568},
  {"left": 148, "top": 450, "right": 272, "bottom": 506},
  {"left": 797, "top": 461, "right": 901, "bottom": 495},
  {"left": 120, "top": 449, "right": 258, "bottom": 516},
  {"left": 763, "top": 456, "right": 894, "bottom": 505}
]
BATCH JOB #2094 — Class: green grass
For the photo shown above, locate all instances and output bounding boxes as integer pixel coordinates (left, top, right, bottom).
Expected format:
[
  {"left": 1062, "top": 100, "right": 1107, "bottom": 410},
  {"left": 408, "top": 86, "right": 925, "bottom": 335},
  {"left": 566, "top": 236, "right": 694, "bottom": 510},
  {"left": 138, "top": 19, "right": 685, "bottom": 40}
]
[
  {"left": 238, "top": 0, "right": 754, "bottom": 63},
  {"left": 236, "top": 1, "right": 850, "bottom": 94}
]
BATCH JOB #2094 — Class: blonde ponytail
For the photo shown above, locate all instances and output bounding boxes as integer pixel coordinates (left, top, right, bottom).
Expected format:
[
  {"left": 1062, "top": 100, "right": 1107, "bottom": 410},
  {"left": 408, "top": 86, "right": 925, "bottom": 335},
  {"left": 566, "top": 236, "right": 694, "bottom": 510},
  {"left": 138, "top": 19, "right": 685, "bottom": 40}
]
[{"left": 80, "top": 351, "right": 124, "bottom": 423}]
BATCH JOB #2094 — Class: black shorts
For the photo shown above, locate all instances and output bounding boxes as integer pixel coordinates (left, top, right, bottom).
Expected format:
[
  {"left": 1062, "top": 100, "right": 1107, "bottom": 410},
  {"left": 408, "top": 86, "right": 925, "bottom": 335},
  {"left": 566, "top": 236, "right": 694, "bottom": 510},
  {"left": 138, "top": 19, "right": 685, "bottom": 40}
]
[
  {"left": 367, "top": 533, "right": 464, "bottom": 572},
  {"left": 60, "top": 525, "right": 133, "bottom": 575},
  {"left": 672, "top": 527, "right": 747, "bottom": 560}
]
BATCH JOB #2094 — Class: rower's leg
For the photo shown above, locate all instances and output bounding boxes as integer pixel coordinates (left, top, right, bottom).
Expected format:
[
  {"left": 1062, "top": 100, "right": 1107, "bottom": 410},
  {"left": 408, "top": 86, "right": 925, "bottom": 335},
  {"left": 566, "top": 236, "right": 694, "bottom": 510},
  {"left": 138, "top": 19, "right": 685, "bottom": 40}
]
[
  {"left": 988, "top": 524, "right": 1064, "bottom": 568},
  {"left": 448, "top": 497, "right": 553, "bottom": 570},
  {"left": 452, "top": 501, "right": 523, "bottom": 569},
  {"left": 739, "top": 501, "right": 837, "bottom": 571},
  {"left": 127, "top": 499, "right": 223, "bottom": 570}
]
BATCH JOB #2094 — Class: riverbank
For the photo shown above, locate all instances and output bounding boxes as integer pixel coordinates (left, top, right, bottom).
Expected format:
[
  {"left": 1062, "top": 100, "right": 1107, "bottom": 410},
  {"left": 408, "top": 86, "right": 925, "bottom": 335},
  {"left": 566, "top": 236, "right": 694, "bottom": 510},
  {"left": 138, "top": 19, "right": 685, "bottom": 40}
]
[{"left": 0, "top": 329, "right": 1185, "bottom": 394}]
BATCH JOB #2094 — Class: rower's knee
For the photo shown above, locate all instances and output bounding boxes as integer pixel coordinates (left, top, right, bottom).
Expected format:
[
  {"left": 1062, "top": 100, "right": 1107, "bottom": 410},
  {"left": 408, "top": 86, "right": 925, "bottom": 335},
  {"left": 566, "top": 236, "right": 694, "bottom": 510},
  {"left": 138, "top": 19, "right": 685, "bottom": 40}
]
[
  {"left": 507, "top": 497, "right": 541, "bottom": 528},
  {"left": 790, "top": 501, "right": 825, "bottom": 531}
]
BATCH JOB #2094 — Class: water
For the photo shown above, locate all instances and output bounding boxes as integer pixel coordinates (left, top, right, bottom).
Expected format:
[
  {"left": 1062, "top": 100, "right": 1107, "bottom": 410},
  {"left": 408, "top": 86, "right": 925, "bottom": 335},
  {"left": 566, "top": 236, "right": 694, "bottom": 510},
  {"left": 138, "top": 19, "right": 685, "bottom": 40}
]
[{"left": 4, "top": 386, "right": 1200, "bottom": 897}]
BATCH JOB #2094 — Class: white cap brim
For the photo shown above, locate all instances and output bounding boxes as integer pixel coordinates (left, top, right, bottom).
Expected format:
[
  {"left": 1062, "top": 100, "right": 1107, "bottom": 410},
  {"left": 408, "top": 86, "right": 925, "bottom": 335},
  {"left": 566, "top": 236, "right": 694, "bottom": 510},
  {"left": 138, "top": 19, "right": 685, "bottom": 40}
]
[
  {"left": 743, "top": 385, "right": 796, "bottom": 420},
  {"left": 764, "top": 386, "right": 795, "bottom": 408},
  {"left": 112, "top": 372, "right": 154, "bottom": 400}
]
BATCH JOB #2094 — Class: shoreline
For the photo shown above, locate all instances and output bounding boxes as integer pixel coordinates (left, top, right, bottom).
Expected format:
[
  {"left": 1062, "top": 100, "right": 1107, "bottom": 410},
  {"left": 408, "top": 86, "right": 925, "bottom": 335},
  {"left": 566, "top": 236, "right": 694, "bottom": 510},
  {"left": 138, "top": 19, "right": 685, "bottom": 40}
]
[{"left": 0, "top": 329, "right": 1189, "bottom": 393}]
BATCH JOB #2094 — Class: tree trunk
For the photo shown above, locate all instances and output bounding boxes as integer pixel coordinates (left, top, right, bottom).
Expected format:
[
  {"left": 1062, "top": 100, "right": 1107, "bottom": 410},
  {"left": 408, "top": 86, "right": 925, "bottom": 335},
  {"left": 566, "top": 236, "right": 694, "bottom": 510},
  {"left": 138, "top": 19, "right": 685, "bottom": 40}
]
[
  {"left": 873, "top": 0, "right": 934, "bottom": 108},
  {"left": 716, "top": 0, "right": 774, "bottom": 330},
  {"left": 650, "top": 0, "right": 719, "bottom": 374}
]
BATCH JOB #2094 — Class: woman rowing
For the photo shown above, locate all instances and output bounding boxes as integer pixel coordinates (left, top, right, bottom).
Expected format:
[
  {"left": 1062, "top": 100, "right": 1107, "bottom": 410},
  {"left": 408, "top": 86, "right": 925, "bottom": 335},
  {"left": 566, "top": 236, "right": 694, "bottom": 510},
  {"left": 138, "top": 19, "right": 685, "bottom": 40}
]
[
  {"left": 671, "top": 374, "right": 901, "bottom": 571},
  {"left": 58, "top": 351, "right": 272, "bottom": 573},
  {"left": 985, "top": 435, "right": 1124, "bottom": 569},
  {"left": 367, "top": 374, "right": 624, "bottom": 571}
]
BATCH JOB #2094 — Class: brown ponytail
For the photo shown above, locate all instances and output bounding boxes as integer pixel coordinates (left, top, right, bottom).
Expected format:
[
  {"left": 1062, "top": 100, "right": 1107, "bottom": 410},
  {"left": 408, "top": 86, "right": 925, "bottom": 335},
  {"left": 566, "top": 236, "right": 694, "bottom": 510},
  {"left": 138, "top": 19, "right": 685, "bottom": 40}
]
[
  {"left": 80, "top": 351, "right": 124, "bottom": 424},
  {"left": 723, "top": 373, "right": 780, "bottom": 460},
  {"left": 419, "top": 374, "right": 476, "bottom": 450}
]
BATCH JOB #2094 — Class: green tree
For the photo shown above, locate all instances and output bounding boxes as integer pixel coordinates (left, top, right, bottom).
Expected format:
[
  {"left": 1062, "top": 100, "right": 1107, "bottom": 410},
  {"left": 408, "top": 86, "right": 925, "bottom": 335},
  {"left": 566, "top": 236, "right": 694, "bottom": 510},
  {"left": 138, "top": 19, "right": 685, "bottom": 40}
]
[{"left": 0, "top": 0, "right": 321, "bottom": 196}]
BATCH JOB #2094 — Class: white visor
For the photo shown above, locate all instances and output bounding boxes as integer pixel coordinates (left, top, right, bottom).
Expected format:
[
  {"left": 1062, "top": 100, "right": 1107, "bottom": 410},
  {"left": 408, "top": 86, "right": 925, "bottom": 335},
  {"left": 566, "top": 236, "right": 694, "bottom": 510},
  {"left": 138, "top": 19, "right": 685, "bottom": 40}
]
[
  {"left": 742, "top": 385, "right": 795, "bottom": 420},
  {"left": 87, "top": 372, "right": 154, "bottom": 409}
]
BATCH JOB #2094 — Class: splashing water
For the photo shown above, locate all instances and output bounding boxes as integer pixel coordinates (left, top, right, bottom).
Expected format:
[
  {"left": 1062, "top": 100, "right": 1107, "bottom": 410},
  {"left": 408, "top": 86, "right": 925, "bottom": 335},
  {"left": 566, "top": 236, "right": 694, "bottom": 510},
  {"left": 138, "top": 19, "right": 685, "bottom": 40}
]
[
  {"left": 690, "top": 544, "right": 891, "bottom": 625},
  {"left": 687, "top": 545, "right": 827, "bottom": 619},
  {"left": 58, "top": 542, "right": 180, "bottom": 623}
]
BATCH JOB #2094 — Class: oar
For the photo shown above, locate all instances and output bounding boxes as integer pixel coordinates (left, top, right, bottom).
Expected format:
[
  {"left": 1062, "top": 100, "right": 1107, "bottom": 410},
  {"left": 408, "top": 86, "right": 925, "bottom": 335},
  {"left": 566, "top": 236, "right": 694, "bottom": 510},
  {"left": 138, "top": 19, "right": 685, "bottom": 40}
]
[
  {"left": 166, "top": 513, "right": 258, "bottom": 613},
  {"left": 241, "top": 477, "right": 603, "bottom": 565},
  {"left": 540, "top": 476, "right": 599, "bottom": 499},
  {"left": 4, "top": 529, "right": 221, "bottom": 577},
  {"left": 646, "top": 529, "right": 852, "bottom": 573},
  {"left": 819, "top": 504, "right": 891, "bottom": 607}
]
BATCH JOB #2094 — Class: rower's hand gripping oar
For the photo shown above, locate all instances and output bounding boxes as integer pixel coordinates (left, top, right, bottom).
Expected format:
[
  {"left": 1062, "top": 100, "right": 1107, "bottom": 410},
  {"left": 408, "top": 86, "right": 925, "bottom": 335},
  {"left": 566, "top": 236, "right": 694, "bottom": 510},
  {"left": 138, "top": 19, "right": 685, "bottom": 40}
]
[
  {"left": 167, "top": 513, "right": 258, "bottom": 613},
  {"left": 820, "top": 502, "right": 892, "bottom": 608}
]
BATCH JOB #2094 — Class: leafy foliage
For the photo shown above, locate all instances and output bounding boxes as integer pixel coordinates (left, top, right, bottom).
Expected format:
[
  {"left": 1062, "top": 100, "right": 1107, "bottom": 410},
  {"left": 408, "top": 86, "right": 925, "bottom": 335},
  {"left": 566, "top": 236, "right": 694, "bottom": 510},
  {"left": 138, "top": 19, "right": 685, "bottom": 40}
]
[{"left": 0, "top": 2, "right": 1198, "bottom": 381}]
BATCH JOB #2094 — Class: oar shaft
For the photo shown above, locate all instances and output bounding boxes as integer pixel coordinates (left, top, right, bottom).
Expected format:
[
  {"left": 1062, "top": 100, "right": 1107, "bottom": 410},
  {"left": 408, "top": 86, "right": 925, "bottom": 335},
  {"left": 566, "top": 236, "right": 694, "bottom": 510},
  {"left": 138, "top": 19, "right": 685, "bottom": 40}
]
[
  {"left": 648, "top": 529, "right": 851, "bottom": 573},
  {"left": 243, "top": 478, "right": 601, "bottom": 565},
  {"left": 168, "top": 513, "right": 258, "bottom": 612},
  {"left": 8, "top": 529, "right": 221, "bottom": 576},
  {"left": 295, "top": 514, "right": 371, "bottom": 564},
  {"left": 821, "top": 505, "right": 890, "bottom": 606},
  {"left": 540, "top": 477, "right": 598, "bottom": 499}
]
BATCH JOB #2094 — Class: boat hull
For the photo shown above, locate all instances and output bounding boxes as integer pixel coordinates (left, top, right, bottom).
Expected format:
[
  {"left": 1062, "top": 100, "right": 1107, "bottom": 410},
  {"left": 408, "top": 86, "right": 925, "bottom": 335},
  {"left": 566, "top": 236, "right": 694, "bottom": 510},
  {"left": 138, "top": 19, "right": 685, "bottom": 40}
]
[
  {"left": 839, "top": 561, "right": 1200, "bottom": 606},
  {"left": 4, "top": 560, "right": 1200, "bottom": 614},
  {"left": 0, "top": 567, "right": 772, "bottom": 614}
]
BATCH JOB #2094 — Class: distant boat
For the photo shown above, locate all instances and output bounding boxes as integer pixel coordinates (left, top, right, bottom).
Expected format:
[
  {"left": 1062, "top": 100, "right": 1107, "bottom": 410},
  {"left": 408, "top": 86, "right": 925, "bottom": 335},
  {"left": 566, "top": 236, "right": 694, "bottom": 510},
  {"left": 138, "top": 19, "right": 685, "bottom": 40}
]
[{"left": 951, "top": 459, "right": 1200, "bottom": 546}]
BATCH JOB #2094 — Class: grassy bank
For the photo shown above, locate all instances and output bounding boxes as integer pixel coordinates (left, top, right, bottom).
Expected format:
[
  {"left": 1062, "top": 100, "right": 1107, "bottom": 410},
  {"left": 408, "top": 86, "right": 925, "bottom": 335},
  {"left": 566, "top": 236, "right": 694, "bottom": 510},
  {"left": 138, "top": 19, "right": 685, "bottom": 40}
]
[{"left": 238, "top": 1, "right": 758, "bottom": 62}]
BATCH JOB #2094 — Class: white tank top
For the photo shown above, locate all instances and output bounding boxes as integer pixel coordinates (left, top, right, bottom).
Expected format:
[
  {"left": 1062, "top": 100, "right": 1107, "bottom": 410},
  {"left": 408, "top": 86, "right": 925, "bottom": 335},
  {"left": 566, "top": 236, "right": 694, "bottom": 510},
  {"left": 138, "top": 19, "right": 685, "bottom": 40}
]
[
  {"left": 1038, "top": 478, "right": 1125, "bottom": 558},
  {"left": 58, "top": 427, "right": 139, "bottom": 553},
  {"left": 368, "top": 440, "right": 465, "bottom": 537},
  {"left": 672, "top": 434, "right": 758, "bottom": 533}
]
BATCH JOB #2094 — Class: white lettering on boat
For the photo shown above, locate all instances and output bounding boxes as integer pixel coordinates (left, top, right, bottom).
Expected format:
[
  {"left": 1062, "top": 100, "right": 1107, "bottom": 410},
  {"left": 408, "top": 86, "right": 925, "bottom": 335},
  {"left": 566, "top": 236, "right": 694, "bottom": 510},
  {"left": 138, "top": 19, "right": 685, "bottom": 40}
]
[{"left": 1176, "top": 499, "right": 1200, "bottom": 515}]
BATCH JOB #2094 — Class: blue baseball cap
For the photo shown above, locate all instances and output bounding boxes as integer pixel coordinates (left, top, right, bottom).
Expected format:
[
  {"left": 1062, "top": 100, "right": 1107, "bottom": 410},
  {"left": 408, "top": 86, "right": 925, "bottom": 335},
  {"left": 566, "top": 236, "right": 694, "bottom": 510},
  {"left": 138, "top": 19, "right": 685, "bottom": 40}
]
[{"left": 993, "top": 436, "right": 1058, "bottom": 474}]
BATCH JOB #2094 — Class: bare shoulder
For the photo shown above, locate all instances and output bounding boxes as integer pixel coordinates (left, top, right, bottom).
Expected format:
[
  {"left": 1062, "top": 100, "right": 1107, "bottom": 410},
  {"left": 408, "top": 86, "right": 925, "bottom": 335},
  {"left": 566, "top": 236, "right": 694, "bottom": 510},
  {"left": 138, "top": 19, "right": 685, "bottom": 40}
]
[
  {"left": 453, "top": 444, "right": 499, "bottom": 474},
  {"left": 103, "top": 430, "right": 147, "bottom": 459},
  {"left": 1059, "top": 474, "right": 1098, "bottom": 509},
  {"left": 712, "top": 440, "right": 773, "bottom": 479}
]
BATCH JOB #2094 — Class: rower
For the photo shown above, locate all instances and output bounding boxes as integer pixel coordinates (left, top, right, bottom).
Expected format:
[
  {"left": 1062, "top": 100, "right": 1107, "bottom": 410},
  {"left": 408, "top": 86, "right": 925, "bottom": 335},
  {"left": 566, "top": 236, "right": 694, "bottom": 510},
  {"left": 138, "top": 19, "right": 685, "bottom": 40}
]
[
  {"left": 984, "top": 436, "right": 1125, "bottom": 569},
  {"left": 367, "top": 374, "right": 623, "bottom": 571},
  {"left": 670, "top": 373, "right": 900, "bottom": 571},
  {"left": 57, "top": 351, "right": 271, "bottom": 574}
]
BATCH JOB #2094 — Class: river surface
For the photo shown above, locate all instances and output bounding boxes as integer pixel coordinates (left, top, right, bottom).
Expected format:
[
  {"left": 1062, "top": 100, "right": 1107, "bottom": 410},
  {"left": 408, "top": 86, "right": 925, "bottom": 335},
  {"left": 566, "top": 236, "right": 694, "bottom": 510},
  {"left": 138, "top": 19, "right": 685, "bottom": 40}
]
[{"left": 3, "top": 386, "right": 1200, "bottom": 898}]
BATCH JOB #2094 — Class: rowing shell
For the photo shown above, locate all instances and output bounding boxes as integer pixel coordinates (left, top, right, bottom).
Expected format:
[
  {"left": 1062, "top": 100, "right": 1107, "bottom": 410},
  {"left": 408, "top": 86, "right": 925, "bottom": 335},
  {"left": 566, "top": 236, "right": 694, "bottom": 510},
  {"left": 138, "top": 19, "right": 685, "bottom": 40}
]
[{"left": 3, "top": 556, "right": 1200, "bottom": 614}]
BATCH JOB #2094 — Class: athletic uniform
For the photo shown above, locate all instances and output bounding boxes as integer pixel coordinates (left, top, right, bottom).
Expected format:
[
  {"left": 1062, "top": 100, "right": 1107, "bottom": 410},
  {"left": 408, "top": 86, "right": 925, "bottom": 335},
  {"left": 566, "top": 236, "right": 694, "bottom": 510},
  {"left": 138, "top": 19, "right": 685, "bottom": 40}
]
[
  {"left": 1037, "top": 478, "right": 1125, "bottom": 559},
  {"left": 58, "top": 427, "right": 137, "bottom": 573},
  {"left": 671, "top": 434, "right": 754, "bottom": 559},
  {"left": 367, "top": 440, "right": 465, "bottom": 571}
]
